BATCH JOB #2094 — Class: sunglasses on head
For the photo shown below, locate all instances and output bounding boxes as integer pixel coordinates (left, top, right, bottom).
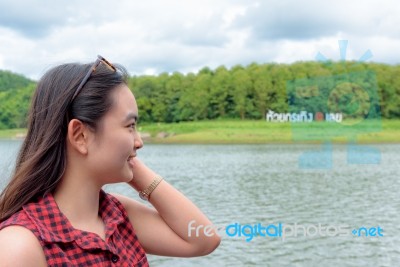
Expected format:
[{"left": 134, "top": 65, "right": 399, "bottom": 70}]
[{"left": 71, "top": 55, "right": 116, "bottom": 101}]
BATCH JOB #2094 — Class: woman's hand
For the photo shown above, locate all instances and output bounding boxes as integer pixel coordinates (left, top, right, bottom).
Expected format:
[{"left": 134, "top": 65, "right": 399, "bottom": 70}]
[
  {"left": 127, "top": 157, "right": 158, "bottom": 193},
  {"left": 114, "top": 157, "right": 221, "bottom": 257}
]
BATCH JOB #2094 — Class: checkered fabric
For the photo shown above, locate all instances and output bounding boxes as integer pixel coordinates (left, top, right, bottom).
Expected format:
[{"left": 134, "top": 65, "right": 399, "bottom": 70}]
[{"left": 0, "top": 190, "right": 149, "bottom": 266}]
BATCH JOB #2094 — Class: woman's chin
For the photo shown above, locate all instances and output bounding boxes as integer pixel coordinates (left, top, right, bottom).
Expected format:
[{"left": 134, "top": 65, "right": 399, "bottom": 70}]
[
  {"left": 103, "top": 172, "right": 133, "bottom": 185},
  {"left": 124, "top": 168, "right": 135, "bottom": 183}
]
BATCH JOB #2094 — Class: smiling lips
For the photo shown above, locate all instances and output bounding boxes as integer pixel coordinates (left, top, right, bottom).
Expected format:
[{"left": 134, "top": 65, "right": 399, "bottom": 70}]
[{"left": 127, "top": 155, "right": 136, "bottom": 168}]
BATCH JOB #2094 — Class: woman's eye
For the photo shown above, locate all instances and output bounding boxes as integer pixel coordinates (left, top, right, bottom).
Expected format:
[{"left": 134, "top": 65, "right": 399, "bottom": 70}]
[{"left": 129, "top": 123, "right": 136, "bottom": 129}]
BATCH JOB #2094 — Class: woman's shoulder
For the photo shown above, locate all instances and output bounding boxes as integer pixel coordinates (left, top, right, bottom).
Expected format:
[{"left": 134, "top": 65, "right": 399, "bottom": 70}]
[
  {"left": 0, "top": 224, "right": 40, "bottom": 245},
  {"left": 0, "top": 225, "right": 47, "bottom": 266},
  {"left": 0, "top": 207, "right": 40, "bottom": 233}
]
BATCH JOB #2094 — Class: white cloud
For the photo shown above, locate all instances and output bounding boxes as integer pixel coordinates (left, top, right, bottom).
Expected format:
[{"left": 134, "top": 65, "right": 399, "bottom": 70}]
[{"left": 0, "top": 0, "right": 399, "bottom": 80}]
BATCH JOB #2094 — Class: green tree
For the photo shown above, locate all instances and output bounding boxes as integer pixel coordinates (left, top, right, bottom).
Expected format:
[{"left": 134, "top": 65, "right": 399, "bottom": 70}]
[
  {"left": 0, "top": 70, "right": 33, "bottom": 92},
  {"left": 248, "top": 64, "right": 273, "bottom": 119},
  {"left": 165, "top": 72, "right": 184, "bottom": 122},
  {"left": 232, "top": 68, "right": 253, "bottom": 119},
  {"left": 209, "top": 66, "right": 231, "bottom": 118}
]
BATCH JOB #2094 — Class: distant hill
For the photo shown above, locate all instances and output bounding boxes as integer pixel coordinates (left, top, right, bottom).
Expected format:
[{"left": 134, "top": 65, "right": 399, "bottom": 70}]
[{"left": 0, "top": 70, "right": 34, "bottom": 92}]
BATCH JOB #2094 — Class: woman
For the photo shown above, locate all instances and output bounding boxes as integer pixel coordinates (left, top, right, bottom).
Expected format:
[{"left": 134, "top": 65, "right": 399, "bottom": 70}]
[{"left": 0, "top": 56, "right": 221, "bottom": 266}]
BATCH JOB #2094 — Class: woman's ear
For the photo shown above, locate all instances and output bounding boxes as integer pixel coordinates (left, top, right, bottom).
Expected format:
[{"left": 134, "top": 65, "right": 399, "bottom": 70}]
[{"left": 67, "top": 119, "right": 89, "bottom": 155}]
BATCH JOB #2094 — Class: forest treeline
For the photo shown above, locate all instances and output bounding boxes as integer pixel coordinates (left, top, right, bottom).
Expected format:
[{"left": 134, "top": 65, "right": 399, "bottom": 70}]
[{"left": 0, "top": 61, "right": 399, "bottom": 129}]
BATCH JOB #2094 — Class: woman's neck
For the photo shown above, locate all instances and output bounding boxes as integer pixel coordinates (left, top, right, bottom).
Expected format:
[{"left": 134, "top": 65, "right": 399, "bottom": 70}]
[{"left": 53, "top": 170, "right": 105, "bottom": 239}]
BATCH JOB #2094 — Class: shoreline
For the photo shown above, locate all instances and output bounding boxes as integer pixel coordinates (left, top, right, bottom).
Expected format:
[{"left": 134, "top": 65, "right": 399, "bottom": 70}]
[
  {"left": 1, "top": 119, "right": 399, "bottom": 144},
  {"left": 1, "top": 138, "right": 399, "bottom": 145}
]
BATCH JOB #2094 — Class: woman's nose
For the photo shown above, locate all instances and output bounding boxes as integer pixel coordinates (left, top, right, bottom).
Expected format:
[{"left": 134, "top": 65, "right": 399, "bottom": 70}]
[{"left": 135, "top": 131, "right": 144, "bottom": 150}]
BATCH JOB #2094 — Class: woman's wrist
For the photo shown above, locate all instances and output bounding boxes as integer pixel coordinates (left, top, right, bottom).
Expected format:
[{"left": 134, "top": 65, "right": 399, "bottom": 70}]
[
  {"left": 138, "top": 176, "right": 163, "bottom": 200},
  {"left": 129, "top": 173, "right": 156, "bottom": 191},
  {"left": 128, "top": 157, "right": 161, "bottom": 193}
]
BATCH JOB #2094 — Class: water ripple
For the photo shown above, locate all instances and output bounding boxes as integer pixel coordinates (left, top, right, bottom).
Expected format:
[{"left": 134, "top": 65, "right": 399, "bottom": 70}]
[{"left": 1, "top": 142, "right": 399, "bottom": 266}]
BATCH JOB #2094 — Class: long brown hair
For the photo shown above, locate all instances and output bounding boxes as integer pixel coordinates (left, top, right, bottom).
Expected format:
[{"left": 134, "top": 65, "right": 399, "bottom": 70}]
[{"left": 0, "top": 60, "right": 128, "bottom": 221}]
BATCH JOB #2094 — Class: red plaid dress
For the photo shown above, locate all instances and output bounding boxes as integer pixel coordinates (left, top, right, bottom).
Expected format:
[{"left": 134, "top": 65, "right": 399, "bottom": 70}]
[{"left": 0, "top": 190, "right": 149, "bottom": 266}]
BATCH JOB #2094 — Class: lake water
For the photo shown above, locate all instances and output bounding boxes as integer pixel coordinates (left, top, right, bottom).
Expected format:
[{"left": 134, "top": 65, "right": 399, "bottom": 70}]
[{"left": 0, "top": 140, "right": 399, "bottom": 267}]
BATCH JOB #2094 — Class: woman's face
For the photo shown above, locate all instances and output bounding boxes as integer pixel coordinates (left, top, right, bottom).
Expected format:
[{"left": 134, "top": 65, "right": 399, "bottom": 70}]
[{"left": 86, "top": 84, "right": 143, "bottom": 185}]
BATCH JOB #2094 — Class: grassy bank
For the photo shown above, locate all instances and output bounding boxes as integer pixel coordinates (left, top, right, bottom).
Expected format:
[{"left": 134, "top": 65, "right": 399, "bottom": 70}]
[
  {"left": 0, "top": 128, "right": 26, "bottom": 139},
  {"left": 139, "top": 119, "right": 400, "bottom": 144},
  {"left": 1, "top": 120, "right": 399, "bottom": 144}
]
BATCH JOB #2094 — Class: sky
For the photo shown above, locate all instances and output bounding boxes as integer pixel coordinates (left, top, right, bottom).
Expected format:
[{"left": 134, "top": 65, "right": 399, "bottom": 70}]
[{"left": 0, "top": 0, "right": 399, "bottom": 80}]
